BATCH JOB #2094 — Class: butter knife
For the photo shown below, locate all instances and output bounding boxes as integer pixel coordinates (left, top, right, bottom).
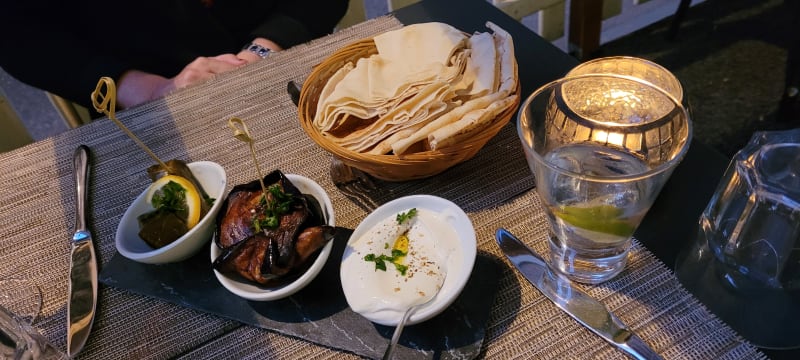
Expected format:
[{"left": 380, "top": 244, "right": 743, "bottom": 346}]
[
  {"left": 67, "top": 145, "right": 98, "bottom": 357},
  {"left": 495, "top": 228, "right": 662, "bottom": 360}
]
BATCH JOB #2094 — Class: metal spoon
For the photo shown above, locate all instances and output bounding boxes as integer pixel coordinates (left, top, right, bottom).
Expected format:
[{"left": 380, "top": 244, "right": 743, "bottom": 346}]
[{"left": 382, "top": 273, "right": 446, "bottom": 360}]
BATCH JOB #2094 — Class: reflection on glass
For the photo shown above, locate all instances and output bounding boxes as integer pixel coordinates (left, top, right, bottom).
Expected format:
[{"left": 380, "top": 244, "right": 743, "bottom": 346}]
[{"left": 0, "top": 279, "right": 67, "bottom": 359}]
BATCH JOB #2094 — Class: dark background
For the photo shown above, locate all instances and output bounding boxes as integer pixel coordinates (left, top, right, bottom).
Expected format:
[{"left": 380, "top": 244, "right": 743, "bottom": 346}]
[{"left": 599, "top": 0, "right": 797, "bottom": 158}]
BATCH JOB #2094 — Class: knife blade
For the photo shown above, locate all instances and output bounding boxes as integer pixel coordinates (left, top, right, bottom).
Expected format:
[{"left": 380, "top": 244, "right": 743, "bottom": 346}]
[
  {"left": 495, "top": 228, "right": 662, "bottom": 360},
  {"left": 67, "top": 145, "right": 98, "bottom": 357}
]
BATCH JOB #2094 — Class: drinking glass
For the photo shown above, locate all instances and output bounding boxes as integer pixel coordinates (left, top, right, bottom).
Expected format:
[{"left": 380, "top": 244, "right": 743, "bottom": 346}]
[
  {"left": 517, "top": 74, "right": 692, "bottom": 284},
  {"left": 0, "top": 279, "right": 66, "bottom": 359},
  {"left": 675, "top": 128, "right": 800, "bottom": 349},
  {"left": 0, "top": 279, "right": 42, "bottom": 325}
]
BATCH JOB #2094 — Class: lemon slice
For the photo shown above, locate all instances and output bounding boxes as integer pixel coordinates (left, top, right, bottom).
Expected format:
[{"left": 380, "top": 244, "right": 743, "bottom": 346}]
[
  {"left": 554, "top": 204, "right": 635, "bottom": 238},
  {"left": 145, "top": 175, "right": 202, "bottom": 229}
]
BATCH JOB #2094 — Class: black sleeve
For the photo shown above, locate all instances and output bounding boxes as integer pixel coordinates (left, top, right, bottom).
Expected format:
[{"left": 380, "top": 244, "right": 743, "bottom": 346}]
[
  {"left": 0, "top": 2, "right": 131, "bottom": 108},
  {"left": 0, "top": 0, "right": 352, "bottom": 108},
  {"left": 248, "top": 0, "right": 350, "bottom": 49}
]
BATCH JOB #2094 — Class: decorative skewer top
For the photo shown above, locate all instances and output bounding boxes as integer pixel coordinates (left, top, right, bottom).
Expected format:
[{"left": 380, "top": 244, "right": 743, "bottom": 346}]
[
  {"left": 228, "top": 117, "right": 267, "bottom": 195},
  {"left": 90, "top": 77, "right": 172, "bottom": 173}
]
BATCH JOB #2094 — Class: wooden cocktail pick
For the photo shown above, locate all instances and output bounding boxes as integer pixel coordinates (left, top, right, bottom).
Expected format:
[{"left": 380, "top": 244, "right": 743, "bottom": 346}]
[
  {"left": 228, "top": 117, "right": 267, "bottom": 195},
  {"left": 90, "top": 77, "right": 173, "bottom": 173}
]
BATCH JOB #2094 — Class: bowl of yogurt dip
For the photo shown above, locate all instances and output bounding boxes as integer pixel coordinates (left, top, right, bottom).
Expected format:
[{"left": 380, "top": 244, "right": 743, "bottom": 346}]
[{"left": 339, "top": 195, "right": 476, "bottom": 326}]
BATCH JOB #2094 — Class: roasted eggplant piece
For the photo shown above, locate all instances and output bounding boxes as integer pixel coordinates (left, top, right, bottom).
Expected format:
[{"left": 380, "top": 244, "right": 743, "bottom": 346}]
[{"left": 212, "top": 170, "right": 335, "bottom": 286}]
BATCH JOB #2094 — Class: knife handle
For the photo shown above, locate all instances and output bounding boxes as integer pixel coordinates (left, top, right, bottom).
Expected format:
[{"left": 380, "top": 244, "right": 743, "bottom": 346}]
[{"left": 74, "top": 145, "right": 90, "bottom": 234}]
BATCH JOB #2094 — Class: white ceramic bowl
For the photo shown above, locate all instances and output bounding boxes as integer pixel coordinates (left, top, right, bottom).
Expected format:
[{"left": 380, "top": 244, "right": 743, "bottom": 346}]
[
  {"left": 115, "top": 161, "right": 227, "bottom": 264},
  {"left": 340, "top": 195, "right": 477, "bottom": 326},
  {"left": 210, "top": 174, "right": 335, "bottom": 301}
]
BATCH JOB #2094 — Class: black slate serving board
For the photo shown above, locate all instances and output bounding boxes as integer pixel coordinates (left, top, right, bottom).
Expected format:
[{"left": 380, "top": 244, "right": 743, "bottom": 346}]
[{"left": 99, "top": 227, "right": 500, "bottom": 359}]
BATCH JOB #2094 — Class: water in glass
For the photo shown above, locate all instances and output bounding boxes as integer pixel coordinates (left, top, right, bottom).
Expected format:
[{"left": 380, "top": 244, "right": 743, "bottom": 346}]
[{"left": 518, "top": 72, "right": 691, "bottom": 284}]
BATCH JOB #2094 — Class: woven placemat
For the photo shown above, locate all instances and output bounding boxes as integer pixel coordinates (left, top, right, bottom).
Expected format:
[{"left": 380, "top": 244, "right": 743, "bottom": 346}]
[{"left": 0, "top": 15, "right": 764, "bottom": 359}]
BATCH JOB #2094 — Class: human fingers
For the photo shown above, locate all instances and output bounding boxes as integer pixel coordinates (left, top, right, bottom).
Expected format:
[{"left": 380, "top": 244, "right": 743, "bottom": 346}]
[
  {"left": 214, "top": 53, "right": 247, "bottom": 66},
  {"left": 172, "top": 56, "right": 245, "bottom": 88},
  {"left": 235, "top": 50, "right": 261, "bottom": 64},
  {"left": 172, "top": 67, "right": 214, "bottom": 89},
  {"left": 172, "top": 65, "right": 214, "bottom": 89},
  {"left": 185, "top": 56, "right": 243, "bottom": 75}
]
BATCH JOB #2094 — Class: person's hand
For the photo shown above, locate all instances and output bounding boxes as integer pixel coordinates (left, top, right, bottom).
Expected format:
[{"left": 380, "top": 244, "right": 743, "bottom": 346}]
[
  {"left": 171, "top": 54, "right": 245, "bottom": 89},
  {"left": 116, "top": 54, "right": 246, "bottom": 108}
]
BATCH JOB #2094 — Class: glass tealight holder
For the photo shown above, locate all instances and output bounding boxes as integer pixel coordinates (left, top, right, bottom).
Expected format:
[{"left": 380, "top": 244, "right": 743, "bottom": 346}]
[
  {"left": 566, "top": 56, "right": 684, "bottom": 103},
  {"left": 546, "top": 73, "right": 689, "bottom": 169}
]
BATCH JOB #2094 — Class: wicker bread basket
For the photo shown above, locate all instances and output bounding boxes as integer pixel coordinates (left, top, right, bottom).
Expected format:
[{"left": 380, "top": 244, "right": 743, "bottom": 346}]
[{"left": 298, "top": 37, "right": 520, "bottom": 182}]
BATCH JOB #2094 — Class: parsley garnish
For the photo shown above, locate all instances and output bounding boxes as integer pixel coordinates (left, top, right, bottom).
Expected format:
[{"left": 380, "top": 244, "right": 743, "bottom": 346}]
[
  {"left": 394, "top": 263, "right": 408, "bottom": 276},
  {"left": 364, "top": 249, "right": 408, "bottom": 275},
  {"left": 363, "top": 252, "right": 407, "bottom": 275},
  {"left": 364, "top": 211, "right": 417, "bottom": 275},
  {"left": 252, "top": 184, "right": 294, "bottom": 232},
  {"left": 152, "top": 181, "right": 187, "bottom": 213},
  {"left": 203, "top": 193, "right": 216, "bottom": 207},
  {"left": 396, "top": 208, "right": 418, "bottom": 224},
  {"left": 391, "top": 249, "right": 405, "bottom": 258}
]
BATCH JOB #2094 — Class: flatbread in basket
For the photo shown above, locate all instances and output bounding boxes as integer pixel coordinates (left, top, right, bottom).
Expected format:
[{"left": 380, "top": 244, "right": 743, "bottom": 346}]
[{"left": 299, "top": 21, "right": 520, "bottom": 181}]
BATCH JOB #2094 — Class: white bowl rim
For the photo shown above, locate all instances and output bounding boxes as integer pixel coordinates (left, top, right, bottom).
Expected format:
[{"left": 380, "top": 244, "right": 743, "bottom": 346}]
[
  {"left": 210, "top": 173, "right": 335, "bottom": 301},
  {"left": 340, "top": 194, "right": 477, "bottom": 326},
  {"left": 115, "top": 161, "right": 227, "bottom": 262}
]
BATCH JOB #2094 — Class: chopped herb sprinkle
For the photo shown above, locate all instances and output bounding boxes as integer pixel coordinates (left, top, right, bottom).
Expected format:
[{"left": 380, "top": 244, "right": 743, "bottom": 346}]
[
  {"left": 152, "top": 181, "right": 187, "bottom": 213},
  {"left": 252, "top": 184, "right": 294, "bottom": 232},
  {"left": 396, "top": 208, "right": 418, "bottom": 224},
  {"left": 364, "top": 251, "right": 408, "bottom": 275}
]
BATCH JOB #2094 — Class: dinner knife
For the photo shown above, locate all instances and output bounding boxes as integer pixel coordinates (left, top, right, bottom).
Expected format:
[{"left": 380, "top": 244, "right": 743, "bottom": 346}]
[
  {"left": 495, "top": 228, "right": 663, "bottom": 360},
  {"left": 67, "top": 145, "right": 98, "bottom": 357}
]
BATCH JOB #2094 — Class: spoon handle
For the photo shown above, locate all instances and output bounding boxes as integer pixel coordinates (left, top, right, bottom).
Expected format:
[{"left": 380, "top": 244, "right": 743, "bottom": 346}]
[{"left": 382, "top": 307, "right": 414, "bottom": 360}]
